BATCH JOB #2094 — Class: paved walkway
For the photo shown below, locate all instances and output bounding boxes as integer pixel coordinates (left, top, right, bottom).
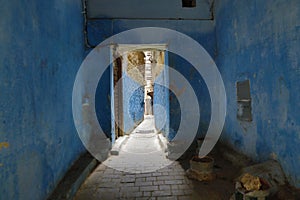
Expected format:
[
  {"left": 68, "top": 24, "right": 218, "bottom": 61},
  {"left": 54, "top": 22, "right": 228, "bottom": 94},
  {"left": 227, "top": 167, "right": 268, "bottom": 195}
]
[
  {"left": 74, "top": 161, "right": 197, "bottom": 200},
  {"left": 104, "top": 115, "right": 171, "bottom": 173},
  {"left": 74, "top": 117, "right": 237, "bottom": 200}
]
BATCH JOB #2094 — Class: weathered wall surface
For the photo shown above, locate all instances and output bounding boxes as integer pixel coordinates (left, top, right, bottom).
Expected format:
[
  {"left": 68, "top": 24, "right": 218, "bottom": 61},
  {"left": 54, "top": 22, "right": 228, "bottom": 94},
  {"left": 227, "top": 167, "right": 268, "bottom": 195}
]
[
  {"left": 123, "top": 66, "right": 145, "bottom": 133},
  {"left": 86, "top": 0, "right": 213, "bottom": 19},
  {"left": 89, "top": 19, "right": 216, "bottom": 138},
  {"left": 3, "top": 0, "right": 299, "bottom": 197},
  {"left": 215, "top": 0, "right": 300, "bottom": 187},
  {"left": 153, "top": 67, "right": 169, "bottom": 135},
  {"left": 0, "top": 0, "right": 86, "bottom": 199}
]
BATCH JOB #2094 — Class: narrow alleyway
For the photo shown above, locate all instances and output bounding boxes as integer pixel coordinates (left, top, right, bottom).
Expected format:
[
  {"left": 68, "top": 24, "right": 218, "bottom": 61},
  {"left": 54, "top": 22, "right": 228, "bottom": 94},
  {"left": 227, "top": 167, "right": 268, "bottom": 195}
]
[
  {"left": 102, "top": 115, "right": 172, "bottom": 173},
  {"left": 74, "top": 116, "right": 239, "bottom": 200}
]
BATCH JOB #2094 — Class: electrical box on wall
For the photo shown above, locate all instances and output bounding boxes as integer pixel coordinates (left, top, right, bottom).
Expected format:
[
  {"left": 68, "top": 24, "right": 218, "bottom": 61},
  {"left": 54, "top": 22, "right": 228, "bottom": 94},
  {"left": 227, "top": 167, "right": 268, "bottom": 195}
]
[{"left": 236, "top": 80, "right": 252, "bottom": 122}]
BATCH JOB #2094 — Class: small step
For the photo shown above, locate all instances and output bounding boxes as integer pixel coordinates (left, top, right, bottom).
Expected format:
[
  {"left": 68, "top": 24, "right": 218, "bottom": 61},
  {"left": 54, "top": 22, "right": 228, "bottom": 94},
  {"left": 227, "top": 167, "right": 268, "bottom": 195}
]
[
  {"left": 111, "top": 136, "right": 129, "bottom": 155},
  {"left": 135, "top": 129, "right": 155, "bottom": 134}
]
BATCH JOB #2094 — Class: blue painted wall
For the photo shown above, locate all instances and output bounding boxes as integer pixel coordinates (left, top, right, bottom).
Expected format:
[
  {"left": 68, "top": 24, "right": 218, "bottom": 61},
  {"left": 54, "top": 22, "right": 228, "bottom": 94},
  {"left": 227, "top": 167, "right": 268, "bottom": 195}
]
[
  {"left": 215, "top": 0, "right": 300, "bottom": 187},
  {"left": 128, "top": 86, "right": 144, "bottom": 128},
  {"left": 86, "top": 0, "right": 216, "bottom": 137},
  {"left": 154, "top": 73, "right": 169, "bottom": 136},
  {"left": 87, "top": 0, "right": 213, "bottom": 19},
  {"left": 169, "top": 90, "right": 181, "bottom": 140},
  {"left": 95, "top": 67, "right": 111, "bottom": 138},
  {"left": 168, "top": 51, "right": 212, "bottom": 139},
  {"left": 3, "top": 0, "right": 298, "bottom": 197},
  {"left": 123, "top": 73, "right": 145, "bottom": 133},
  {"left": 89, "top": 19, "right": 216, "bottom": 138},
  {"left": 0, "top": 0, "right": 86, "bottom": 199}
]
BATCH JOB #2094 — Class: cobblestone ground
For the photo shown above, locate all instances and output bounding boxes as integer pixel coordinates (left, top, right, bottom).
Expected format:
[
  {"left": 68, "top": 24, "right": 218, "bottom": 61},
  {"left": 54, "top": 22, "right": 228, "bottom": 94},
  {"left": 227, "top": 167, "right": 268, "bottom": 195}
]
[
  {"left": 74, "top": 150, "right": 238, "bottom": 200},
  {"left": 74, "top": 161, "right": 198, "bottom": 200},
  {"left": 74, "top": 117, "right": 237, "bottom": 200}
]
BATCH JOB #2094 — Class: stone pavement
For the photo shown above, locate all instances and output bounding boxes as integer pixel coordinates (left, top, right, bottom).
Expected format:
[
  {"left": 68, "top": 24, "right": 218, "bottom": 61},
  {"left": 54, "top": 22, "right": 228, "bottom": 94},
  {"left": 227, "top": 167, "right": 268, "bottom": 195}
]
[
  {"left": 133, "top": 115, "right": 156, "bottom": 134},
  {"left": 74, "top": 117, "right": 238, "bottom": 200},
  {"left": 73, "top": 151, "right": 238, "bottom": 200},
  {"left": 103, "top": 115, "right": 171, "bottom": 173},
  {"left": 74, "top": 162, "right": 197, "bottom": 200}
]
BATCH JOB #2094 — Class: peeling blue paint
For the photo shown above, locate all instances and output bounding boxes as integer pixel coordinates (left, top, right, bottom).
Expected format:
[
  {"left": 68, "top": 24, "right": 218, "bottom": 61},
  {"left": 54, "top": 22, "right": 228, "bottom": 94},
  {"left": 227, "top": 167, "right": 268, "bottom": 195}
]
[
  {"left": 128, "top": 87, "right": 144, "bottom": 126},
  {"left": 89, "top": 20, "right": 216, "bottom": 139},
  {"left": 215, "top": 0, "right": 300, "bottom": 187},
  {"left": 3, "top": 0, "right": 298, "bottom": 198},
  {"left": 123, "top": 75, "right": 144, "bottom": 133},
  {"left": 0, "top": 0, "right": 86, "bottom": 199}
]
